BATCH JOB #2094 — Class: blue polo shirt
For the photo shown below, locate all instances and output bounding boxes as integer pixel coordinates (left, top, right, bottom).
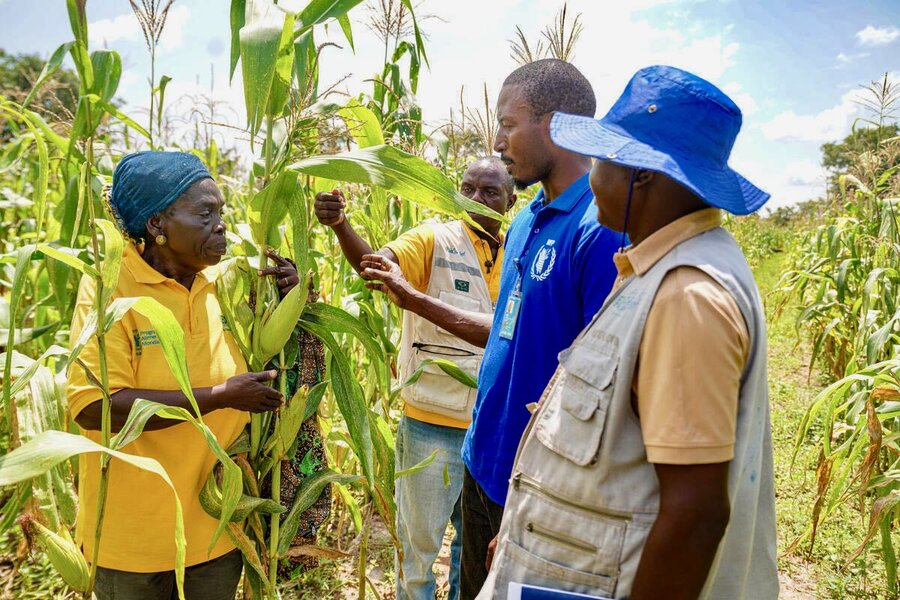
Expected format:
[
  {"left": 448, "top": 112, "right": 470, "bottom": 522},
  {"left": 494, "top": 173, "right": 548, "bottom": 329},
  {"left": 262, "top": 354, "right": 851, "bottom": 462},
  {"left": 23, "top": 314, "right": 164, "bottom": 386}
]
[{"left": 461, "top": 173, "right": 620, "bottom": 505}]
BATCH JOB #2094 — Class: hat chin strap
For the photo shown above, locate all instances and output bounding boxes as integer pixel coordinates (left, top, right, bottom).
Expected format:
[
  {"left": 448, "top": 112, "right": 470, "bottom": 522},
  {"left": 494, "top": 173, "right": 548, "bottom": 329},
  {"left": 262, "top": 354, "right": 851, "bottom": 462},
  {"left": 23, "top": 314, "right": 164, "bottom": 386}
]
[{"left": 620, "top": 169, "right": 637, "bottom": 252}]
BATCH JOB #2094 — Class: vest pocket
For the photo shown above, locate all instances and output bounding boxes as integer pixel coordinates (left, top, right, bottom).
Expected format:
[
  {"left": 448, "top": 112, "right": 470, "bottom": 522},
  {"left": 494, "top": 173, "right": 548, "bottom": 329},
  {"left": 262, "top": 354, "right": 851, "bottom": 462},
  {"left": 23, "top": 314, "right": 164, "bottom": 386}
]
[
  {"left": 408, "top": 344, "right": 480, "bottom": 412},
  {"left": 534, "top": 346, "right": 617, "bottom": 466},
  {"left": 494, "top": 538, "right": 618, "bottom": 598}
]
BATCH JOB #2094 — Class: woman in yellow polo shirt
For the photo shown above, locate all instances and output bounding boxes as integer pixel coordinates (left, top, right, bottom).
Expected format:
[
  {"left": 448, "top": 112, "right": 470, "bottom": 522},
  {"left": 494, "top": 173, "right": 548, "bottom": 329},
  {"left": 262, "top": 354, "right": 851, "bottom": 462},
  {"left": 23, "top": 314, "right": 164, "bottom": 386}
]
[{"left": 67, "top": 151, "right": 296, "bottom": 600}]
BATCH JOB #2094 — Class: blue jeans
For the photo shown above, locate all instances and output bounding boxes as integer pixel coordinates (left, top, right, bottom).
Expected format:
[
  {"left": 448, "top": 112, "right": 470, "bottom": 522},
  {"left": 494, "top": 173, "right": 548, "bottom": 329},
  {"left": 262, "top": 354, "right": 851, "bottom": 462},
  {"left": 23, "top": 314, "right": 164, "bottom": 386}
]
[{"left": 395, "top": 415, "right": 466, "bottom": 600}]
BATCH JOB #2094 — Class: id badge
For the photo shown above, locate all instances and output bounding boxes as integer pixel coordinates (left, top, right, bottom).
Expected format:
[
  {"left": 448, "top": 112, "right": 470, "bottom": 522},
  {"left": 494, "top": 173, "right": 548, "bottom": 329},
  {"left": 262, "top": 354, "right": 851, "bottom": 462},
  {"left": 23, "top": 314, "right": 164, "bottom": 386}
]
[{"left": 499, "top": 291, "right": 522, "bottom": 340}]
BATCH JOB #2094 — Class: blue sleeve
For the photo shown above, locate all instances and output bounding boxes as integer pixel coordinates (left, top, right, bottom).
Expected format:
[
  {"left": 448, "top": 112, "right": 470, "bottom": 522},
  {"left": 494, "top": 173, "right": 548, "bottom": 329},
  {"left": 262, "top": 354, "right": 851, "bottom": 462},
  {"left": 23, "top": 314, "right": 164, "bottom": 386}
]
[{"left": 574, "top": 223, "right": 622, "bottom": 326}]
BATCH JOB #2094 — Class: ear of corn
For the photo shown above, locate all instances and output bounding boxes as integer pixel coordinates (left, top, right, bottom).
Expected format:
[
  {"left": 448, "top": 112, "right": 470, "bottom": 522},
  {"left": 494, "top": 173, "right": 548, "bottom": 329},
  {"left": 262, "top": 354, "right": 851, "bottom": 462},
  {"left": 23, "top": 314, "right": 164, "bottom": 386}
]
[
  {"left": 252, "top": 271, "right": 311, "bottom": 365},
  {"left": 19, "top": 514, "right": 90, "bottom": 593}
]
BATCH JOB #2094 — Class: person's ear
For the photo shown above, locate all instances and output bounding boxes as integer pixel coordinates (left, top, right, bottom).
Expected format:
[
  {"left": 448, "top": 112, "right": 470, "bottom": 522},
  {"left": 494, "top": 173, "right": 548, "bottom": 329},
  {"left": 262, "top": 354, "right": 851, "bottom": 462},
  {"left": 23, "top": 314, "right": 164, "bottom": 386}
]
[
  {"left": 145, "top": 213, "right": 165, "bottom": 238},
  {"left": 507, "top": 192, "right": 518, "bottom": 211},
  {"left": 632, "top": 169, "right": 655, "bottom": 190}
]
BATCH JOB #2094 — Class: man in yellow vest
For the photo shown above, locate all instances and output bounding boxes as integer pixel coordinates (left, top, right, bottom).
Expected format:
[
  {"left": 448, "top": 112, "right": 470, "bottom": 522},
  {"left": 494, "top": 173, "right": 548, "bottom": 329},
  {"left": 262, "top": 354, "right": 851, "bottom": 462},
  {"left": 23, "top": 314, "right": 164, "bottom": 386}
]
[{"left": 314, "top": 156, "right": 516, "bottom": 600}]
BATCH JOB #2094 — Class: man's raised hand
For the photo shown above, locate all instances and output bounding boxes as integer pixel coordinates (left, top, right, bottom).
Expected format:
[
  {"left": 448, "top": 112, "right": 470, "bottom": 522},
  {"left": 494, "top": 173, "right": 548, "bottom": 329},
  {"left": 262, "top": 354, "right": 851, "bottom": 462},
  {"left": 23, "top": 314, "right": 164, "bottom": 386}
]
[{"left": 314, "top": 189, "right": 347, "bottom": 226}]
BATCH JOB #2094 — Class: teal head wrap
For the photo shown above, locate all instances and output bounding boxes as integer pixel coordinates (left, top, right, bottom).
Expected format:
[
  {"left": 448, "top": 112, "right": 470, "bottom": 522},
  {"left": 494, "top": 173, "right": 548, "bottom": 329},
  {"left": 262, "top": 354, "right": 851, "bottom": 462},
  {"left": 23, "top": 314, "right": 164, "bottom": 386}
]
[{"left": 109, "top": 151, "right": 213, "bottom": 240}]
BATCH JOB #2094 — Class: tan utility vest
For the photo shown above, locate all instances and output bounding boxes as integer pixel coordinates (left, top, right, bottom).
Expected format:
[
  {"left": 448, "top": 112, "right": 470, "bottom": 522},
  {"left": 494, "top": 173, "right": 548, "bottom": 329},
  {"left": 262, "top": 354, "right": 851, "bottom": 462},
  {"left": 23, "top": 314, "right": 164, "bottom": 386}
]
[
  {"left": 398, "top": 221, "right": 494, "bottom": 424},
  {"left": 479, "top": 227, "right": 778, "bottom": 600}
]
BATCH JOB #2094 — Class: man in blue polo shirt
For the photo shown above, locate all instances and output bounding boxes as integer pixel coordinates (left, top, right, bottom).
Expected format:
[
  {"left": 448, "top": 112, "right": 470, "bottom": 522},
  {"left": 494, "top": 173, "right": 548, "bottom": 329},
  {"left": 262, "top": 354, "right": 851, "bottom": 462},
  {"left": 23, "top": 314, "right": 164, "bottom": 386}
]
[{"left": 459, "top": 59, "right": 620, "bottom": 599}]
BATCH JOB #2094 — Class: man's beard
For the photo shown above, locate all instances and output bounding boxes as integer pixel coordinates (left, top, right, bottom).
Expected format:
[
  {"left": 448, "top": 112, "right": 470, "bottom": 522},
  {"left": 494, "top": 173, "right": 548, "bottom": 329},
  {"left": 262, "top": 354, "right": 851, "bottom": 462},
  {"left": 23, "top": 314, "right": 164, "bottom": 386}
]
[{"left": 514, "top": 177, "right": 534, "bottom": 191}]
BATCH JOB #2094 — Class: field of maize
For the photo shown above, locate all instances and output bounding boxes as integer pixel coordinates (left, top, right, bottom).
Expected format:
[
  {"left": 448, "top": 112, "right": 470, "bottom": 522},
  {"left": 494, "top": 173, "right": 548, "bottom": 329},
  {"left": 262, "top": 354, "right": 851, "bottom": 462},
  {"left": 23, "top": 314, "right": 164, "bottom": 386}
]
[{"left": 0, "top": 1, "right": 898, "bottom": 599}]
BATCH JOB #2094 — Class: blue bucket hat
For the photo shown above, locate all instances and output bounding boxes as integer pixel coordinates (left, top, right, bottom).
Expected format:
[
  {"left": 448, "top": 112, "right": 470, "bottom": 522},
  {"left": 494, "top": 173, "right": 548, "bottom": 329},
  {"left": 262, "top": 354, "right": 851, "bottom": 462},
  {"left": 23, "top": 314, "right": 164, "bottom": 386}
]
[
  {"left": 549, "top": 65, "right": 769, "bottom": 215},
  {"left": 109, "top": 151, "right": 213, "bottom": 240}
]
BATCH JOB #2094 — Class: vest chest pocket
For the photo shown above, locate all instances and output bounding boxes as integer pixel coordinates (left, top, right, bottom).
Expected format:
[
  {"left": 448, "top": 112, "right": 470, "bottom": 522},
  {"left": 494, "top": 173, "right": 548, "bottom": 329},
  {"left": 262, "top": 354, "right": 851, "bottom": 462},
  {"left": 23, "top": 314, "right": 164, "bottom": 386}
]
[{"left": 534, "top": 345, "right": 617, "bottom": 467}]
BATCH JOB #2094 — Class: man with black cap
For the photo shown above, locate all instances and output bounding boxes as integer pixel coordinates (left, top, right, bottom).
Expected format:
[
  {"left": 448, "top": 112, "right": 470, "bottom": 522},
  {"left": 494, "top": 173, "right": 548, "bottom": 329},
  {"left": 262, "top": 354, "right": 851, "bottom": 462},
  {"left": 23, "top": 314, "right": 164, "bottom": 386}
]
[{"left": 478, "top": 65, "right": 778, "bottom": 600}]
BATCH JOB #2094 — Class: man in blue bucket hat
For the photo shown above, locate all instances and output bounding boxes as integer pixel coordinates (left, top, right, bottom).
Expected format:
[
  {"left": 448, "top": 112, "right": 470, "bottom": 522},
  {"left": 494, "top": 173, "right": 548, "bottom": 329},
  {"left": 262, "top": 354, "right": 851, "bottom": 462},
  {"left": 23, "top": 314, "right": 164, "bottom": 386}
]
[{"left": 477, "top": 66, "right": 778, "bottom": 600}]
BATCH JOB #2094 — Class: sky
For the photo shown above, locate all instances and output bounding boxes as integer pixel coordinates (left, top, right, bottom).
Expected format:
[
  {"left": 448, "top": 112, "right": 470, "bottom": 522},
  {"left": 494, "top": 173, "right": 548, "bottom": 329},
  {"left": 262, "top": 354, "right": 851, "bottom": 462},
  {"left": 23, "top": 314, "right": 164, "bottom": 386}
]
[{"left": 0, "top": 0, "right": 898, "bottom": 211}]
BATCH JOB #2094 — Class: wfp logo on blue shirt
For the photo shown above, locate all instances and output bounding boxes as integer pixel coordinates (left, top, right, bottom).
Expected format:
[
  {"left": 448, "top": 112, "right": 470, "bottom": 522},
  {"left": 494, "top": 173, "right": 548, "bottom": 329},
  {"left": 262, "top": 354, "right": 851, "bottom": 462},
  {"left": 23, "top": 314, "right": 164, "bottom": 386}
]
[{"left": 530, "top": 239, "right": 557, "bottom": 282}]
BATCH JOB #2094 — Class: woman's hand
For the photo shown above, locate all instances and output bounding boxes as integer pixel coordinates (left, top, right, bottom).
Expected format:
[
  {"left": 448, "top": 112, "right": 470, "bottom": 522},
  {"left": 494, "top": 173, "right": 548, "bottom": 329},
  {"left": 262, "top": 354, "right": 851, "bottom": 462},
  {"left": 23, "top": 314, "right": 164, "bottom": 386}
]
[
  {"left": 258, "top": 248, "right": 300, "bottom": 298},
  {"left": 212, "top": 370, "right": 283, "bottom": 413}
]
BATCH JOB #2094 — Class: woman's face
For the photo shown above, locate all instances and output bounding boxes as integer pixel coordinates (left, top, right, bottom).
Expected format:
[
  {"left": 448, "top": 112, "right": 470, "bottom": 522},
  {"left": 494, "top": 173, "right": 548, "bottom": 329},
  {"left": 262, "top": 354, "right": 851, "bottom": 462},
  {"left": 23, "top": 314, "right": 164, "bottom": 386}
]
[{"left": 155, "top": 178, "right": 228, "bottom": 270}]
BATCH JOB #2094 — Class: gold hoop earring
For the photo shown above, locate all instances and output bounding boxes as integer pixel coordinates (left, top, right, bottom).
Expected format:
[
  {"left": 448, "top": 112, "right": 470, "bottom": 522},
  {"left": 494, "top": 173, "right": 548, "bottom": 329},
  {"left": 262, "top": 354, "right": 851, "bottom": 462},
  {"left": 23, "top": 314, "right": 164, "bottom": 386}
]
[{"left": 155, "top": 234, "right": 167, "bottom": 246}]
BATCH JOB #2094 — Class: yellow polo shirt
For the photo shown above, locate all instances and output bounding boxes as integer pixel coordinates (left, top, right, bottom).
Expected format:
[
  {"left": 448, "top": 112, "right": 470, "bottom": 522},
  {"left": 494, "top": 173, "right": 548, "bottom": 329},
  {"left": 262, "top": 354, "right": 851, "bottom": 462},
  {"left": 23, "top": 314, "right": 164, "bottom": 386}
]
[
  {"left": 67, "top": 244, "right": 249, "bottom": 571},
  {"left": 613, "top": 208, "right": 750, "bottom": 464},
  {"left": 385, "top": 221, "right": 503, "bottom": 429}
]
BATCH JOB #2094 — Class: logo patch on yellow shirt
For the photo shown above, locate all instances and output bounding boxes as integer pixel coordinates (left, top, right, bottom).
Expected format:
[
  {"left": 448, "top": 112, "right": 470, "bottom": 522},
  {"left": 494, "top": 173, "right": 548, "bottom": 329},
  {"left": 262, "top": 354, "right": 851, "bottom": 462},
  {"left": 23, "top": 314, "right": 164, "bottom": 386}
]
[{"left": 131, "top": 329, "right": 160, "bottom": 355}]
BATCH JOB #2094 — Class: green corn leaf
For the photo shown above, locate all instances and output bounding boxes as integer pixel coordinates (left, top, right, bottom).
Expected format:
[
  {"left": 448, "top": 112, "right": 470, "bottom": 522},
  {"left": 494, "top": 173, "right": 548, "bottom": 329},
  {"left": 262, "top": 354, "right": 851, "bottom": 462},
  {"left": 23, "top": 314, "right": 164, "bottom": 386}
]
[
  {"left": 199, "top": 463, "right": 284, "bottom": 522},
  {"left": 229, "top": 0, "right": 247, "bottom": 81},
  {"left": 337, "top": 13, "right": 354, "bottom": 51},
  {"left": 395, "top": 449, "right": 440, "bottom": 479},
  {"left": 265, "top": 11, "right": 296, "bottom": 119},
  {"left": 6, "top": 345, "right": 68, "bottom": 399},
  {"left": 302, "top": 380, "right": 328, "bottom": 423},
  {"left": 335, "top": 483, "right": 363, "bottom": 532},
  {"left": 295, "top": 0, "right": 364, "bottom": 33},
  {"left": 289, "top": 144, "right": 506, "bottom": 230},
  {"left": 0, "top": 429, "right": 187, "bottom": 597},
  {"left": 297, "top": 321, "right": 375, "bottom": 487},
  {"left": 110, "top": 399, "right": 187, "bottom": 451},
  {"left": 293, "top": 29, "right": 316, "bottom": 98},
  {"left": 124, "top": 297, "right": 198, "bottom": 414},
  {"left": 22, "top": 42, "right": 76, "bottom": 109},
  {"left": 239, "top": 0, "right": 287, "bottom": 138},
  {"left": 248, "top": 170, "right": 296, "bottom": 249},
  {"left": 338, "top": 98, "right": 384, "bottom": 148},
  {"left": 157, "top": 75, "right": 172, "bottom": 134},
  {"left": 96, "top": 219, "right": 124, "bottom": 306},
  {"left": 0, "top": 324, "right": 59, "bottom": 348},
  {"left": 65, "top": 0, "right": 93, "bottom": 89},
  {"left": 263, "top": 384, "right": 309, "bottom": 461},
  {"left": 288, "top": 180, "right": 310, "bottom": 272},
  {"left": 36, "top": 244, "right": 99, "bottom": 278},
  {"left": 401, "top": 358, "right": 478, "bottom": 390},
  {"left": 82, "top": 94, "right": 150, "bottom": 139},
  {"left": 227, "top": 522, "right": 269, "bottom": 593},
  {"left": 399, "top": 0, "right": 428, "bottom": 67},
  {"left": 277, "top": 468, "right": 362, "bottom": 555},
  {"left": 89, "top": 50, "right": 121, "bottom": 102},
  {"left": 300, "top": 302, "right": 384, "bottom": 365},
  {"left": 0, "top": 106, "right": 49, "bottom": 237}
]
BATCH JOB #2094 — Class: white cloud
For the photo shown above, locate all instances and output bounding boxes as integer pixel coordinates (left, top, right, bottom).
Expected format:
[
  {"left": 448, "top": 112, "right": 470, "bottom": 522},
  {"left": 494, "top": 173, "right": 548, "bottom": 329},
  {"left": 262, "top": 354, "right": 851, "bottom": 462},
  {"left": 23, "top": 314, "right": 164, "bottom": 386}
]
[
  {"left": 759, "top": 71, "right": 900, "bottom": 143},
  {"left": 856, "top": 25, "right": 900, "bottom": 47},
  {"left": 835, "top": 51, "right": 869, "bottom": 67},
  {"left": 784, "top": 159, "right": 825, "bottom": 187},
  {"left": 759, "top": 88, "right": 863, "bottom": 143},
  {"left": 89, "top": 5, "right": 190, "bottom": 52},
  {"left": 723, "top": 82, "right": 757, "bottom": 114}
]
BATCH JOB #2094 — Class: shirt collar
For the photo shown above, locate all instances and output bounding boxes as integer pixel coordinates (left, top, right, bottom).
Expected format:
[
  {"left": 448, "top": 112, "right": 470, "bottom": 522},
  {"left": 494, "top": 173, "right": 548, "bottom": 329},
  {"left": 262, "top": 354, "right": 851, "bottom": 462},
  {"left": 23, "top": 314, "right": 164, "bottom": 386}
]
[
  {"left": 531, "top": 173, "right": 592, "bottom": 215},
  {"left": 463, "top": 221, "right": 505, "bottom": 246},
  {"left": 615, "top": 208, "right": 722, "bottom": 279},
  {"left": 124, "top": 243, "right": 217, "bottom": 287}
]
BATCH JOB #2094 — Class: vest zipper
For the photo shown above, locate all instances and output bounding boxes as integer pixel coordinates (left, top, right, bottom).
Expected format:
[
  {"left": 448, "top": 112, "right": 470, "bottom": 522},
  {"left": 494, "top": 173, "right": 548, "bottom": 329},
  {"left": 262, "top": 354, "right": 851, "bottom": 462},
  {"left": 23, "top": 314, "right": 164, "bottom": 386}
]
[
  {"left": 513, "top": 472, "right": 632, "bottom": 522},
  {"left": 526, "top": 522, "right": 598, "bottom": 553}
]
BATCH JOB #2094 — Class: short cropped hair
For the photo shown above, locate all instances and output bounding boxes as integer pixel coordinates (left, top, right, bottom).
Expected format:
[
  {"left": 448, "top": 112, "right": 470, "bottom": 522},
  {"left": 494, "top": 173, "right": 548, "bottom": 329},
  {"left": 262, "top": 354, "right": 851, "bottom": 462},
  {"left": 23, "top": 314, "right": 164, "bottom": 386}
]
[
  {"left": 471, "top": 155, "right": 516, "bottom": 195},
  {"left": 503, "top": 58, "right": 596, "bottom": 120}
]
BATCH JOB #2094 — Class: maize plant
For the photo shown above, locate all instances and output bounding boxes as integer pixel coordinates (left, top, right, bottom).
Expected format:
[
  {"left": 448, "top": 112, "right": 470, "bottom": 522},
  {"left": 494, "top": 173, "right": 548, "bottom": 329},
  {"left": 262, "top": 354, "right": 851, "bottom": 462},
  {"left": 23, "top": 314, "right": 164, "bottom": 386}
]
[
  {"left": 779, "top": 77, "right": 900, "bottom": 592},
  {"left": 0, "top": 0, "right": 506, "bottom": 597}
]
